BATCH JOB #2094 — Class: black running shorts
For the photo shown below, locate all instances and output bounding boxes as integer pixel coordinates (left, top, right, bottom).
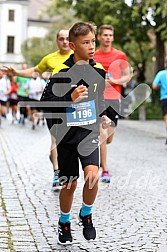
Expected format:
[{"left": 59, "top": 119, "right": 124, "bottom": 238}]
[
  {"left": 0, "top": 100, "right": 7, "bottom": 106},
  {"left": 105, "top": 99, "right": 120, "bottom": 127},
  {"left": 161, "top": 99, "right": 167, "bottom": 116},
  {"left": 57, "top": 128, "right": 99, "bottom": 183}
]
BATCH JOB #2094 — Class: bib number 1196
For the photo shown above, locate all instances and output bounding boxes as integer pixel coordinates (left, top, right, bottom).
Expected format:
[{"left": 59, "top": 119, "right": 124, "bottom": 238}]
[{"left": 72, "top": 109, "right": 92, "bottom": 119}]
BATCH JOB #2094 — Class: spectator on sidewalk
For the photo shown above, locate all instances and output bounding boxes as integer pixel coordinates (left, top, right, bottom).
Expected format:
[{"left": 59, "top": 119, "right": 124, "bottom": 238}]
[
  {"left": 40, "top": 22, "right": 111, "bottom": 245},
  {"left": 152, "top": 58, "right": 167, "bottom": 144},
  {"left": 94, "top": 24, "right": 130, "bottom": 183},
  {"left": 1, "top": 30, "right": 73, "bottom": 188}
]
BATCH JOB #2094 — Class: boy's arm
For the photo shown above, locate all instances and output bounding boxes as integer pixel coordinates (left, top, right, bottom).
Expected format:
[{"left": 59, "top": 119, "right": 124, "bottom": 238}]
[
  {"left": 71, "top": 85, "right": 88, "bottom": 103},
  {"left": 41, "top": 73, "right": 88, "bottom": 102},
  {"left": 41, "top": 74, "right": 72, "bottom": 102},
  {"left": 40, "top": 73, "right": 90, "bottom": 115},
  {"left": 101, "top": 115, "right": 111, "bottom": 129},
  {"left": 98, "top": 69, "right": 107, "bottom": 117},
  {"left": 98, "top": 69, "right": 111, "bottom": 128}
]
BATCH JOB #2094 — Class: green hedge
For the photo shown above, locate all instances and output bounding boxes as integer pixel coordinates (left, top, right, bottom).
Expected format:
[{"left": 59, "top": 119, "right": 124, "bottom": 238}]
[
  {"left": 130, "top": 101, "right": 162, "bottom": 120},
  {"left": 129, "top": 86, "right": 162, "bottom": 120}
]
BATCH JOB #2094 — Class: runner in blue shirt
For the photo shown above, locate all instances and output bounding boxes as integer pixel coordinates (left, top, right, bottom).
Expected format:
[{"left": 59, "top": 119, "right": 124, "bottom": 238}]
[{"left": 152, "top": 58, "right": 167, "bottom": 144}]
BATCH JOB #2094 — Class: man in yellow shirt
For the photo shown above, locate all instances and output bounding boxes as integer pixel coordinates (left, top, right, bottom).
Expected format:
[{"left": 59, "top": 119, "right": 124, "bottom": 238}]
[
  {"left": 2, "top": 30, "right": 72, "bottom": 77},
  {"left": 1, "top": 30, "right": 73, "bottom": 188}
]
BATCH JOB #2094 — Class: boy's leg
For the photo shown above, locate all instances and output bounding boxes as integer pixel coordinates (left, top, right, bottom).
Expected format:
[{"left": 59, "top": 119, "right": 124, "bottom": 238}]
[
  {"left": 59, "top": 180, "right": 77, "bottom": 213},
  {"left": 57, "top": 142, "right": 79, "bottom": 245},
  {"left": 58, "top": 143, "right": 79, "bottom": 211},
  {"left": 78, "top": 164, "right": 98, "bottom": 241},
  {"left": 83, "top": 165, "right": 99, "bottom": 205},
  {"left": 77, "top": 138, "right": 100, "bottom": 241},
  {"left": 58, "top": 180, "right": 78, "bottom": 245}
]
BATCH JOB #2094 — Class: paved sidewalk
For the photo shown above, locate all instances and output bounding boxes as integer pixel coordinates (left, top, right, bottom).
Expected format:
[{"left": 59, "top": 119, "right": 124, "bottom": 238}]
[{"left": 0, "top": 119, "right": 167, "bottom": 252}]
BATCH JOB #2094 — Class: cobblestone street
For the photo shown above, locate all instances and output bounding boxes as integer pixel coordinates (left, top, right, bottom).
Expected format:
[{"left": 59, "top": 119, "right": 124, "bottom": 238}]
[{"left": 0, "top": 119, "right": 167, "bottom": 252}]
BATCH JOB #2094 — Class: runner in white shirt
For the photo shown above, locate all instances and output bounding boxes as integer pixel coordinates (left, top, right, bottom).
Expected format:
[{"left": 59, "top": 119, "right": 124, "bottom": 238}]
[
  {"left": 0, "top": 71, "right": 11, "bottom": 126},
  {"left": 25, "top": 76, "right": 46, "bottom": 130}
]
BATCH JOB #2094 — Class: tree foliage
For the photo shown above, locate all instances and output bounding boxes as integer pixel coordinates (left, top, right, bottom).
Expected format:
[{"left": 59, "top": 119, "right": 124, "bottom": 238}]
[
  {"left": 21, "top": 35, "right": 56, "bottom": 66},
  {"left": 53, "top": 0, "right": 166, "bottom": 79},
  {"left": 22, "top": 0, "right": 167, "bottom": 80},
  {"left": 132, "top": 0, "right": 167, "bottom": 72}
]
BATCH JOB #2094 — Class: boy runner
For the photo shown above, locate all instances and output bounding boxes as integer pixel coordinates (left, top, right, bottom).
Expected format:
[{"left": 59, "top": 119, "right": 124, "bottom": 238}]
[{"left": 40, "top": 22, "right": 111, "bottom": 244}]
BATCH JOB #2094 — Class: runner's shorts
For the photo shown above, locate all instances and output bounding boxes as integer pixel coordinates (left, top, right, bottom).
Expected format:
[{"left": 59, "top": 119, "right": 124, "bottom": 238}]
[
  {"left": 57, "top": 127, "right": 99, "bottom": 183},
  {"left": 0, "top": 100, "right": 7, "bottom": 106},
  {"left": 161, "top": 99, "right": 167, "bottom": 116},
  {"left": 105, "top": 99, "right": 120, "bottom": 127},
  {"left": 8, "top": 99, "right": 18, "bottom": 106}
]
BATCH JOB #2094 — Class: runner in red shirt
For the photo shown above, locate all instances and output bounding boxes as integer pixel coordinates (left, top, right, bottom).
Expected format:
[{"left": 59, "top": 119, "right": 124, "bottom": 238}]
[
  {"left": 94, "top": 24, "right": 130, "bottom": 183},
  {"left": 8, "top": 76, "right": 18, "bottom": 124}
]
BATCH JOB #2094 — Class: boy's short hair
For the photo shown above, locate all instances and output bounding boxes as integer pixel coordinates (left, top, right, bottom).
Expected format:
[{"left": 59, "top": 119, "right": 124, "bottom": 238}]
[
  {"left": 98, "top": 24, "right": 114, "bottom": 35},
  {"left": 69, "top": 22, "right": 96, "bottom": 42}
]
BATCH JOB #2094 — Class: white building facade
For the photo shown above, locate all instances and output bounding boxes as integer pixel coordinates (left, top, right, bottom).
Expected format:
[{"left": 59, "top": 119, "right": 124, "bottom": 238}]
[{"left": 0, "top": 0, "right": 50, "bottom": 67}]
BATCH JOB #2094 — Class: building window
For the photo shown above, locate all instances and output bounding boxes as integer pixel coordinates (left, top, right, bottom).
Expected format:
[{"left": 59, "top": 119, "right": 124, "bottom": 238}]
[
  {"left": 7, "top": 36, "right": 15, "bottom": 53},
  {"left": 8, "top": 10, "right": 15, "bottom": 21}
]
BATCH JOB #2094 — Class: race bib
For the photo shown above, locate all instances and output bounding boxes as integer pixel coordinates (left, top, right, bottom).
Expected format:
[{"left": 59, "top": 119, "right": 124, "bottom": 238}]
[{"left": 66, "top": 100, "right": 97, "bottom": 126}]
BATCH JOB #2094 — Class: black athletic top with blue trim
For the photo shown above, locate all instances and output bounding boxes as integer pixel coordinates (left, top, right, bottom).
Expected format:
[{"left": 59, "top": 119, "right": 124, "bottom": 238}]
[{"left": 40, "top": 54, "right": 107, "bottom": 144}]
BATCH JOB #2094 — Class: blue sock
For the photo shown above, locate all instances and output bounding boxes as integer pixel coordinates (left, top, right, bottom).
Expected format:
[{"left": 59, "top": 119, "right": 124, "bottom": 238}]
[
  {"left": 80, "top": 202, "right": 93, "bottom": 217},
  {"left": 59, "top": 211, "right": 70, "bottom": 223}
]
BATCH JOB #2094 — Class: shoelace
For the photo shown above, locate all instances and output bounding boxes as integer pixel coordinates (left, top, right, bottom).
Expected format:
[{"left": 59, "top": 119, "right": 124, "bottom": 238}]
[
  {"left": 80, "top": 215, "right": 93, "bottom": 228},
  {"left": 63, "top": 224, "right": 69, "bottom": 232},
  {"left": 62, "top": 223, "right": 71, "bottom": 237}
]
